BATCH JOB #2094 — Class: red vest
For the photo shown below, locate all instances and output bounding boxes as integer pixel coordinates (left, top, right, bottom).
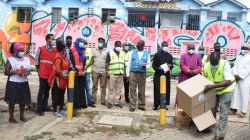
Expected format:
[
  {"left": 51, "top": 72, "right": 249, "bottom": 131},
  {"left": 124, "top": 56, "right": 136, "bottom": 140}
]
[
  {"left": 39, "top": 46, "right": 57, "bottom": 79},
  {"left": 71, "top": 47, "right": 84, "bottom": 76},
  {"left": 48, "top": 53, "right": 69, "bottom": 89}
]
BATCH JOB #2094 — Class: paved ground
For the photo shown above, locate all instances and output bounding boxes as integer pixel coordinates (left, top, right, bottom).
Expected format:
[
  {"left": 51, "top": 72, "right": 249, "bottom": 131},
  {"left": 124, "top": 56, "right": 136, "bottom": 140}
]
[{"left": 0, "top": 74, "right": 250, "bottom": 140}]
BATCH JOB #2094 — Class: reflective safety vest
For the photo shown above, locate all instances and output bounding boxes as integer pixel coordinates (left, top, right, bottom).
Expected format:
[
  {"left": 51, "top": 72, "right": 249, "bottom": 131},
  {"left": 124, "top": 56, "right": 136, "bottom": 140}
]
[
  {"left": 108, "top": 50, "right": 125, "bottom": 74},
  {"left": 123, "top": 50, "right": 129, "bottom": 67},
  {"left": 203, "top": 59, "right": 236, "bottom": 95},
  {"left": 85, "top": 48, "right": 92, "bottom": 73},
  {"left": 71, "top": 47, "right": 84, "bottom": 76},
  {"left": 130, "top": 50, "right": 149, "bottom": 73},
  {"left": 48, "top": 53, "right": 69, "bottom": 89},
  {"left": 39, "top": 46, "right": 57, "bottom": 79},
  {"left": 202, "top": 55, "right": 208, "bottom": 66}
]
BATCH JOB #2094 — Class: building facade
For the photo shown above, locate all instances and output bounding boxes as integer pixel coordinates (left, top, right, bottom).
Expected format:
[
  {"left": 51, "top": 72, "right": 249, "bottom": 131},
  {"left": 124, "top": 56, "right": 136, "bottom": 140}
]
[{"left": 0, "top": 0, "right": 249, "bottom": 75}]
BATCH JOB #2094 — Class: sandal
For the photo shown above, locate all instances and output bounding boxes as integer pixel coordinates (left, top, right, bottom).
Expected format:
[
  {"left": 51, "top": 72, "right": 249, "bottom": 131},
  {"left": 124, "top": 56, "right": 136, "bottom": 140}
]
[
  {"left": 20, "top": 118, "right": 28, "bottom": 122},
  {"left": 229, "top": 111, "right": 236, "bottom": 115},
  {"left": 9, "top": 118, "right": 18, "bottom": 124},
  {"left": 238, "top": 113, "right": 246, "bottom": 118}
]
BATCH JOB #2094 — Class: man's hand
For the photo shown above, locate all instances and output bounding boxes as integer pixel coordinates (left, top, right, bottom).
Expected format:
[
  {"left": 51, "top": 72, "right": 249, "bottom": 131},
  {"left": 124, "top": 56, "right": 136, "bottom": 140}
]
[
  {"left": 188, "top": 70, "right": 195, "bottom": 76},
  {"left": 107, "top": 73, "right": 110, "bottom": 79},
  {"left": 235, "top": 75, "right": 241, "bottom": 82},
  {"left": 203, "top": 84, "right": 215, "bottom": 93}
]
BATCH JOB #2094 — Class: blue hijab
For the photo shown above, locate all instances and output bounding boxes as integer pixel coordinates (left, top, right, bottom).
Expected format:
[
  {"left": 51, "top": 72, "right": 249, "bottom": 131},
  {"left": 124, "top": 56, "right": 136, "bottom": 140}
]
[{"left": 74, "top": 38, "right": 85, "bottom": 62}]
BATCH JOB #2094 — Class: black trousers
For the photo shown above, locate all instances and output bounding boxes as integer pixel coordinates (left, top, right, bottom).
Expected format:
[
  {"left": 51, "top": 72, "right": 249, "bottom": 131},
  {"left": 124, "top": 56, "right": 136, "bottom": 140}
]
[
  {"left": 124, "top": 78, "right": 129, "bottom": 103},
  {"left": 37, "top": 78, "right": 51, "bottom": 112},
  {"left": 52, "top": 81, "right": 65, "bottom": 112}
]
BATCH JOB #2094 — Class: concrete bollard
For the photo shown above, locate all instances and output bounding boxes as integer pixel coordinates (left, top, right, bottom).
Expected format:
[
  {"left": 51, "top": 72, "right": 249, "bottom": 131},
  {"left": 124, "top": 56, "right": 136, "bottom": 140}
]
[
  {"left": 67, "top": 71, "right": 75, "bottom": 120},
  {"left": 160, "top": 75, "right": 166, "bottom": 126}
]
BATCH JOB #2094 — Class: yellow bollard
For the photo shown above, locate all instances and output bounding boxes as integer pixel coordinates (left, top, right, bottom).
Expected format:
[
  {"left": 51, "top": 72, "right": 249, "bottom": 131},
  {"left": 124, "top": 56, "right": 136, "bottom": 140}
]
[
  {"left": 160, "top": 75, "right": 166, "bottom": 126},
  {"left": 67, "top": 71, "right": 75, "bottom": 120}
]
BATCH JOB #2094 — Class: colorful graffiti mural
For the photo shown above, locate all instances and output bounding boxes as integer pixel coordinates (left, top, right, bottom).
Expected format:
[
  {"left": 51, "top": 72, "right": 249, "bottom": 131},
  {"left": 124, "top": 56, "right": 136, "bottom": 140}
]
[{"left": 0, "top": 10, "right": 248, "bottom": 75}]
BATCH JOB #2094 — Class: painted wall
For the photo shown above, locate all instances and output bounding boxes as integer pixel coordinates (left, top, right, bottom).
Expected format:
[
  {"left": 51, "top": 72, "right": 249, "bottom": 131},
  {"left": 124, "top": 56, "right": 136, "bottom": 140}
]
[{"left": 0, "top": 0, "right": 249, "bottom": 76}]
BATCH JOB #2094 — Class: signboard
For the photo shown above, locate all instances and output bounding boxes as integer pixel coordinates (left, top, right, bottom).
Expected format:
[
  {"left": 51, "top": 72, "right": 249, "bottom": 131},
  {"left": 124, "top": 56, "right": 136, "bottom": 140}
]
[{"left": 133, "top": 2, "right": 176, "bottom": 9}]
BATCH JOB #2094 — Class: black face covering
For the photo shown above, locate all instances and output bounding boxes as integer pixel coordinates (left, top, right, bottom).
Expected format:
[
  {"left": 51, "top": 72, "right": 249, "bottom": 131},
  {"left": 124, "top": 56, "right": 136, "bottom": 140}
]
[
  {"left": 66, "top": 43, "right": 72, "bottom": 48},
  {"left": 214, "top": 49, "right": 220, "bottom": 52}
]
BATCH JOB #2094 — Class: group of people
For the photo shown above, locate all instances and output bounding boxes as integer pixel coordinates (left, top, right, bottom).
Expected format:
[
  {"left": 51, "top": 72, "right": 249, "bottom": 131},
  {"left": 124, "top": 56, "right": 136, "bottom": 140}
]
[{"left": 4, "top": 33, "right": 250, "bottom": 140}]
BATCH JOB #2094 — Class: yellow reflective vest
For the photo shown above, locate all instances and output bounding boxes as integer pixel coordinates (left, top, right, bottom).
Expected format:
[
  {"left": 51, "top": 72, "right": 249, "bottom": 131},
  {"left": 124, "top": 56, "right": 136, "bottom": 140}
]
[
  {"left": 85, "top": 48, "right": 92, "bottom": 73},
  {"left": 108, "top": 50, "right": 126, "bottom": 74},
  {"left": 202, "top": 55, "right": 208, "bottom": 66},
  {"left": 203, "top": 59, "right": 236, "bottom": 95}
]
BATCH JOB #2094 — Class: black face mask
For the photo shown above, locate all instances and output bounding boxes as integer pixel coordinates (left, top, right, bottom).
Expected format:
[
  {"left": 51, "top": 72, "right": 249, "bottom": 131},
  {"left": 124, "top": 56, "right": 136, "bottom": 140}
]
[
  {"left": 214, "top": 49, "right": 220, "bottom": 52},
  {"left": 66, "top": 43, "right": 72, "bottom": 47}
]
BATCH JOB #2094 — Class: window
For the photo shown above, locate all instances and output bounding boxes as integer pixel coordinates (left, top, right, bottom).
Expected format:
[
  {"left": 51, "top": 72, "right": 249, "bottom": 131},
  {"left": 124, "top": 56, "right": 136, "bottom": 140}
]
[
  {"left": 17, "top": 8, "right": 32, "bottom": 23},
  {"left": 227, "top": 12, "right": 242, "bottom": 22},
  {"left": 69, "top": 8, "right": 79, "bottom": 23},
  {"left": 160, "top": 12, "right": 183, "bottom": 28},
  {"left": 128, "top": 10, "right": 156, "bottom": 28},
  {"left": 102, "top": 8, "right": 116, "bottom": 24},
  {"left": 207, "top": 10, "right": 222, "bottom": 21},
  {"left": 52, "top": 8, "right": 62, "bottom": 24},
  {"left": 186, "top": 9, "right": 200, "bottom": 30}
]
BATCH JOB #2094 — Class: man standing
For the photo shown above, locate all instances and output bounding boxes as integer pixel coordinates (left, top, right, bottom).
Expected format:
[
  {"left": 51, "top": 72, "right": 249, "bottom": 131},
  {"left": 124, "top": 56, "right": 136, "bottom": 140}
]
[
  {"left": 152, "top": 41, "right": 173, "bottom": 110},
  {"left": 86, "top": 37, "right": 107, "bottom": 106},
  {"left": 127, "top": 40, "right": 150, "bottom": 112},
  {"left": 106, "top": 41, "right": 126, "bottom": 108},
  {"left": 84, "top": 42, "right": 96, "bottom": 107},
  {"left": 35, "top": 34, "right": 57, "bottom": 116},
  {"left": 206, "top": 43, "right": 227, "bottom": 62},
  {"left": 203, "top": 52, "right": 236, "bottom": 140},
  {"left": 121, "top": 43, "right": 130, "bottom": 103},
  {"left": 176, "top": 44, "right": 202, "bottom": 106},
  {"left": 198, "top": 46, "right": 208, "bottom": 66},
  {"left": 230, "top": 44, "right": 250, "bottom": 118}
]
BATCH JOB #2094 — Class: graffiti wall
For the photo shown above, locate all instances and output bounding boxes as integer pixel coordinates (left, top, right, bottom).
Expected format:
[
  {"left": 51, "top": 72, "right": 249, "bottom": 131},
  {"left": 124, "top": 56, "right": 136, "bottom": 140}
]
[{"left": 0, "top": 0, "right": 249, "bottom": 75}]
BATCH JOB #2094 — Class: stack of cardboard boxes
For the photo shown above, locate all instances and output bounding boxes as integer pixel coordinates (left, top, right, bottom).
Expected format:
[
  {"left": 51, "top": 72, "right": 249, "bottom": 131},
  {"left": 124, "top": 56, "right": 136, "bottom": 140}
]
[{"left": 177, "top": 74, "right": 217, "bottom": 131}]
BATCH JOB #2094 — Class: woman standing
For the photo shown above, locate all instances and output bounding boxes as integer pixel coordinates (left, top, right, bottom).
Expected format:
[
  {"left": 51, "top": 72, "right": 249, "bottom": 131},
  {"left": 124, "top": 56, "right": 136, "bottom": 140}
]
[
  {"left": 70, "top": 38, "right": 87, "bottom": 109},
  {"left": 4, "top": 42, "right": 31, "bottom": 123},
  {"left": 48, "top": 41, "right": 68, "bottom": 117}
]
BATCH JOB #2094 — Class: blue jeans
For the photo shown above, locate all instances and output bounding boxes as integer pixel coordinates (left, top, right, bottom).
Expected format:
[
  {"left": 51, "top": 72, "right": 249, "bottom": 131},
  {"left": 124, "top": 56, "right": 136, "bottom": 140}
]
[{"left": 84, "top": 73, "right": 92, "bottom": 104}]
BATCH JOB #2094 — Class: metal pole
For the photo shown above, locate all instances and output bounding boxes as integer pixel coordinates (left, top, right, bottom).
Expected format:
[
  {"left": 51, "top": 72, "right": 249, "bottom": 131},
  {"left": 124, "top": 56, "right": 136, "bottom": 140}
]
[
  {"left": 67, "top": 71, "right": 75, "bottom": 120},
  {"left": 160, "top": 75, "right": 166, "bottom": 126}
]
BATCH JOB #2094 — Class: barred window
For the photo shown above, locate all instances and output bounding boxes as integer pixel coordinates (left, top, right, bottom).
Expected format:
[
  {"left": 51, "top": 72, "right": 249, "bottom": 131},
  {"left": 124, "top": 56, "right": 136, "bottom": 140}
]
[
  {"left": 17, "top": 8, "right": 32, "bottom": 23},
  {"left": 69, "top": 8, "right": 79, "bottom": 23},
  {"left": 102, "top": 8, "right": 116, "bottom": 23},
  {"left": 160, "top": 12, "right": 183, "bottom": 28},
  {"left": 227, "top": 12, "right": 242, "bottom": 22},
  {"left": 128, "top": 10, "right": 156, "bottom": 28},
  {"left": 52, "top": 8, "right": 62, "bottom": 24},
  {"left": 207, "top": 10, "right": 222, "bottom": 21},
  {"left": 186, "top": 9, "right": 200, "bottom": 30}
]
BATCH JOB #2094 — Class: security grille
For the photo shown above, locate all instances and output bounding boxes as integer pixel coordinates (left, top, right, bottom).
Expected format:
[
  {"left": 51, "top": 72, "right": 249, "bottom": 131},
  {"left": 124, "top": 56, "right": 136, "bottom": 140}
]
[
  {"left": 69, "top": 8, "right": 79, "bottom": 23},
  {"left": 186, "top": 9, "right": 200, "bottom": 30},
  {"left": 207, "top": 10, "right": 222, "bottom": 21},
  {"left": 128, "top": 10, "right": 156, "bottom": 28},
  {"left": 52, "top": 8, "right": 62, "bottom": 24},
  {"left": 102, "top": 8, "right": 116, "bottom": 23},
  {"left": 160, "top": 12, "right": 183, "bottom": 28},
  {"left": 227, "top": 12, "right": 242, "bottom": 22},
  {"left": 17, "top": 8, "right": 32, "bottom": 23}
]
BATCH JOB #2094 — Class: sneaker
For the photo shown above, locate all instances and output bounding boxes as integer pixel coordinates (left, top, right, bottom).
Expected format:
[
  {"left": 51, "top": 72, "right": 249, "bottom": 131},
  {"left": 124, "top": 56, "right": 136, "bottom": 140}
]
[
  {"left": 88, "top": 103, "right": 96, "bottom": 108},
  {"left": 107, "top": 103, "right": 112, "bottom": 109},
  {"left": 53, "top": 112, "right": 62, "bottom": 117},
  {"left": 59, "top": 110, "right": 67, "bottom": 116},
  {"left": 115, "top": 104, "right": 123, "bottom": 108}
]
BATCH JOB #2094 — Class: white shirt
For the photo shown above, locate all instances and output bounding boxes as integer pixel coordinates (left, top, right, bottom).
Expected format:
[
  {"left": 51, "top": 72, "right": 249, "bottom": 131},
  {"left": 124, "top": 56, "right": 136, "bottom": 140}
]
[
  {"left": 211, "top": 62, "right": 232, "bottom": 81},
  {"left": 8, "top": 57, "right": 30, "bottom": 82},
  {"left": 126, "top": 50, "right": 150, "bottom": 77}
]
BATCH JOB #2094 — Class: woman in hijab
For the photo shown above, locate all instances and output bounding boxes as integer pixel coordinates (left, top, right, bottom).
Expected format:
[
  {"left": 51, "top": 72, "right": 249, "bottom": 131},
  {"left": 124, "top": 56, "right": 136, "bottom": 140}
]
[
  {"left": 4, "top": 42, "right": 31, "bottom": 123},
  {"left": 70, "top": 38, "right": 88, "bottom": 109}
]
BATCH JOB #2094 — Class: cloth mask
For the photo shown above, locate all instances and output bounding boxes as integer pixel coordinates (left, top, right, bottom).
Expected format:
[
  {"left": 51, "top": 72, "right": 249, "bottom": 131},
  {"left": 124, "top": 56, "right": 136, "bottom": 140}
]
[
  {"left": 115, "top": 47, "right": 121, "bottom": 52},
  {"left": 98, "top": 43, "right": 103, "bottom": 48},
  {"left": 79, "top": 42, "right": 84, "bottom": 48},
  {"left": 241, "top": 50, "right": 248, "bottom": 55},
  {"left": 18, "top": 52, "right": 25, "bottom": 58},
  {"left": 188, "top": 50, "right": 194, "bottom": 54},
  {"left": 124, "top": 46, "right": 129, "bottom": 51},
  {"left": 198, "top": 51, "right": 205, "bottom": 55},
  {"left": 162, "top": 47, "right": 168, "bottom": 52}
]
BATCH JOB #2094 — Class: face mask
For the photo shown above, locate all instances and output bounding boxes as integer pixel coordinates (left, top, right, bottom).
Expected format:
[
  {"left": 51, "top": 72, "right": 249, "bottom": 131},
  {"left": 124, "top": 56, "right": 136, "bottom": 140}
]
[
  {"left": 162, "top": 47, "right": 168, "bottom": 52},
  {"left": 188, "top": 50, "right": 194, "bottom": 54},
  {"left": 18, "top": 52, "right": 25, "bottom": 58},
  {"left": 79, "top": 42, "right": 84, "bottom": 48},
  {"left": 51, "top": 40, "right": 56, "bottom": 46},
  {"left": 241, "top": 50, "right": 248, "bottom": 55},
  {"left": 115, "top": 47, "right": 121, "bottom": 52},
  {"left": 198, "top": 51, "right": 205, "bottom": 55},
  {"left": 210, "top": 65, "right": 218, "bottom": 69},
  {"left": 66, "top": 43, "right": 71, "bottom": 47},
  {"left": 124, "top": 46, "right": 129, "bottom": 51},
  {"left": 84, "top": 45, "right": 88, "bottom": 48},
  {"left": 98, "top": 43, "right": 103, "bottom": 48}
]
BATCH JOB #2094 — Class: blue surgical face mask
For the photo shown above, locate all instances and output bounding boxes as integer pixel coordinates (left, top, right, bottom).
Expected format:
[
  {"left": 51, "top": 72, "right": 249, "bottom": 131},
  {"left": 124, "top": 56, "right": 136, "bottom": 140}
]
[
  {"left": 241, "top": 50, "right": 248, "bottom": 55},
  {"left": 124, "top": 46, "right": 129, "bottom": 51},
  {"left": 210, "top": 65, "right": 218, "bottom": 69},
  {"left": 98, "top": 43, "right": 103, "bottom": 48},
  {"left": 51, "top": 40, "right": 56, "bottom": 46},
  {"left": 198, "top": 51, "right": 205, "bottom": 55}
]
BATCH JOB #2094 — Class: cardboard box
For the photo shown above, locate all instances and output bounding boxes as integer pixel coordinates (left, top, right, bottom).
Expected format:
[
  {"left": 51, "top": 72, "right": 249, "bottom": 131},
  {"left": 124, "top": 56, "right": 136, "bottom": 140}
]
[
  {"left": 177, "top": 74, "right": 216, "bottom": 118},
  {"left": 177, "top": 74, "right": 217, "bottom": 131},
  {"left": 175, "top": 108, "right": 190, "bottom": 129}
]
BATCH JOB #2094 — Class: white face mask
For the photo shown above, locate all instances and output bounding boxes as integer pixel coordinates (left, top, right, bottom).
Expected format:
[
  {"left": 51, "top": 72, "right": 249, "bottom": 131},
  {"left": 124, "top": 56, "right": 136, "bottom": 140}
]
[
  {"left": 79, "top": 42, "right": 84, "bottom": 48},
  {"left": 98, "top": 43, "right": 103, "bottom": 48},
  {"left": 84, "top": 45, "right": 88, "bottom": 48},
  {"left": 188, "top": 50, "right": 194, "bottom": 54},
  {"left": 241, "top": 50, "right": 248, "bottom": 55},
  {"left": 18, "top": 52, "right": 25, "bottom": 58},
  {"left": 115, "top": 47, "right": 121, "bottom": 52},
  {"left": 51, "top": 40, "right": 56, "bottom": 46},
  {"left": 162, "top": 47, "right": 168, "bottom": 52}
]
